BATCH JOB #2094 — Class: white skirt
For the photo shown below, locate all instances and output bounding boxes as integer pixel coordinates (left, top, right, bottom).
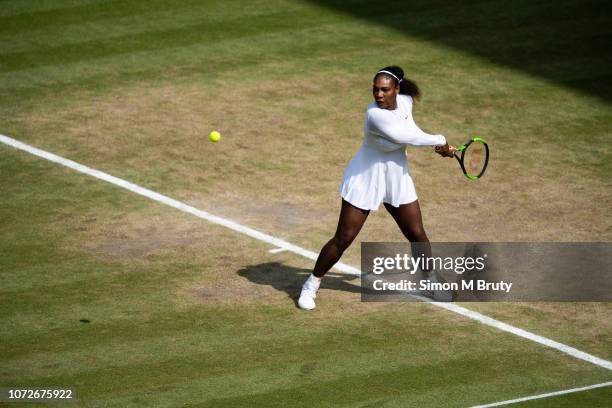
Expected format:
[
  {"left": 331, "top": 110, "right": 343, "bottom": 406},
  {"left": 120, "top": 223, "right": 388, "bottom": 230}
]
[{"left": 339, "top": 145, "right": 418, "bottom": 211}]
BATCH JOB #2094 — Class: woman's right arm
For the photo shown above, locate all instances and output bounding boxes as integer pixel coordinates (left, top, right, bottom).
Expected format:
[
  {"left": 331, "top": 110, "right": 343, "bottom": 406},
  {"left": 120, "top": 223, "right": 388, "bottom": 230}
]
[{"left": 368, "top": 108, "right": 446, "bottom": 147}]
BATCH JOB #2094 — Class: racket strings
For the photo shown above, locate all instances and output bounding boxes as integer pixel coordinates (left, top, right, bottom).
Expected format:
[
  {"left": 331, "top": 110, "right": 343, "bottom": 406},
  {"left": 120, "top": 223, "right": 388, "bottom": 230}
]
[{"left": 463, "top": 143, "right": 487, "bottom": 177}]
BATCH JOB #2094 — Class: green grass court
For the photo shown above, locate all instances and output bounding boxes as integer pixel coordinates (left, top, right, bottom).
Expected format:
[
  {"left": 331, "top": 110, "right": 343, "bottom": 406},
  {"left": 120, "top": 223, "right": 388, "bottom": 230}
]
[{"left": 1, "top": 1, "right": 611, "bottom": 406}]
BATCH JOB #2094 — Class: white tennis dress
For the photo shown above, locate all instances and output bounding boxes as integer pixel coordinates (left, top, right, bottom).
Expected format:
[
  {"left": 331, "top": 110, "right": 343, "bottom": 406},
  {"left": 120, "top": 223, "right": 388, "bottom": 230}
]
[{"left": 339, "top": 94, "right": 446, "bottom": 210}]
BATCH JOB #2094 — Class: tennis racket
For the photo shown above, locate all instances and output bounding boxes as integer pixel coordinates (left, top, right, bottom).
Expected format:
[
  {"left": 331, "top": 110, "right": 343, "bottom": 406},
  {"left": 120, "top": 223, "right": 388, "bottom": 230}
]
[{"left": 454, "top": 137, "right": 489, "bottom": 180}]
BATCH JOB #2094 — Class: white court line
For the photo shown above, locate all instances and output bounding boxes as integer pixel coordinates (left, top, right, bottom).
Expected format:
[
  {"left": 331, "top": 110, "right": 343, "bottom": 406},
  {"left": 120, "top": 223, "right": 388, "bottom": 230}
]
[
  {"left": 269, "top": 247, "right": 287, "bottom": 254},
  {"left": 1, "top": 133, "right": 611, "bottom": 372},
  {"left": 469, "top": 381, "right": 612, "bottom": 407}
]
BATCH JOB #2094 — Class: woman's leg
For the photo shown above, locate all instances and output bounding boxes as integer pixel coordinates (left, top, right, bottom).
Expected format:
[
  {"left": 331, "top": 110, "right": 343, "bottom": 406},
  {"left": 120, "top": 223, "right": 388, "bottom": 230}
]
[
  {"left": 383, "top": 200, "right": 432, "bottom": 267},
  {"left": 383, "top": 200, "right": 428, "bottom": 242},
  {"left": 299, "top": 199, "right": 369, "bottom": 309},
  {"left": 313, "top": 199, "right": 370, "bottom": 277},
  {"left": 385, "top": 200, "right": 454, "bottom": 300}
]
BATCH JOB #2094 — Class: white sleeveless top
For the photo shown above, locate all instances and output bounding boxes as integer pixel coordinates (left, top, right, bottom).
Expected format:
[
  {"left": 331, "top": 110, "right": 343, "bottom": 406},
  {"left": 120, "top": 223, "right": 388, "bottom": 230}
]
[{"left": 339, "top": 95, "right": 446, "bottom": 210}]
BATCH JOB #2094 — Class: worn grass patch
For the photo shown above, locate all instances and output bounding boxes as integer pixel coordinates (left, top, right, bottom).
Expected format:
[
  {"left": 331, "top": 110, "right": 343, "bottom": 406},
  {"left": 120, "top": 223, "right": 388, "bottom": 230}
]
[{"left": 5, "top": 70, "right": 612, "bottom": 249}]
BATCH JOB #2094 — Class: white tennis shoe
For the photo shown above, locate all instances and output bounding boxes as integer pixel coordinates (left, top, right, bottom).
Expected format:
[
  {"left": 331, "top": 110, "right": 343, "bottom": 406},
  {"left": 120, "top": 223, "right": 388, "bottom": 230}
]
[{"left": 298, "top": 275, "right": 321, "bottom": 310}]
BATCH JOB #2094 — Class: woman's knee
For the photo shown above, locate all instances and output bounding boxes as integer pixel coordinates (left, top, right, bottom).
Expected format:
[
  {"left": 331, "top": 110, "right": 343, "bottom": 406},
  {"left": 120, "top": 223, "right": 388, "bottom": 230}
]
[
  {"left": 404, "top": 227, "right": 428, "bottom": 242},
  {"left": 332, "top": 229, "right": 358, "bottom": 251}
]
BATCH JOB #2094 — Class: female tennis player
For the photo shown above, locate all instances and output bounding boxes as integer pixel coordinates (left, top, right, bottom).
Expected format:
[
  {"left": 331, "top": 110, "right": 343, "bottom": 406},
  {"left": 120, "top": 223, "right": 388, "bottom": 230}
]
[{"left": 298, "top": 66, "right": 455, "bottom": 310}]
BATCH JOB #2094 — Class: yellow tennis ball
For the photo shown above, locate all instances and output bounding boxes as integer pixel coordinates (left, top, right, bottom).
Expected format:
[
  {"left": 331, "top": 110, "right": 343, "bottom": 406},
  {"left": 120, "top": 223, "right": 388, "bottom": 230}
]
[{"left": 208, "top": 130, "right": 221, "bottom": 143}]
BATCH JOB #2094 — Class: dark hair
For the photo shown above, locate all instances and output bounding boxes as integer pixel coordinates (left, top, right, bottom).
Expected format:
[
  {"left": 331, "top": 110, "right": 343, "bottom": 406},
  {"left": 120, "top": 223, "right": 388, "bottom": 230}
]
[{"left": 374, "top": 65, "right": 421, "bottom": 101}]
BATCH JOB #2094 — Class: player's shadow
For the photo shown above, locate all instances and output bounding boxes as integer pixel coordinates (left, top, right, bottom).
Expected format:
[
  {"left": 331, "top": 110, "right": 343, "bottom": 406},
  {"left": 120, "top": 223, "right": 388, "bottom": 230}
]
[{"left": 237, "top": 262, "right": 360, "bottom": 308}]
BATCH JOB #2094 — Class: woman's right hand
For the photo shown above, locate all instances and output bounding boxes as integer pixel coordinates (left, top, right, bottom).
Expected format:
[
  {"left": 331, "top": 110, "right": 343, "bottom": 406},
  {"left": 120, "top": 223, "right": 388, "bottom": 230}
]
[{"left": 435, "top": 143, "right": 456, "bottom": 158}]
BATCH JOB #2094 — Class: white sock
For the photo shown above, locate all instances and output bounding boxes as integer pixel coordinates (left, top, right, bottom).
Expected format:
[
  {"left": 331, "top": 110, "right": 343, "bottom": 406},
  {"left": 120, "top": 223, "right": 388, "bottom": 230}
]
[{"left": 306, "top": 274, "right": 322, "bottom": 289}]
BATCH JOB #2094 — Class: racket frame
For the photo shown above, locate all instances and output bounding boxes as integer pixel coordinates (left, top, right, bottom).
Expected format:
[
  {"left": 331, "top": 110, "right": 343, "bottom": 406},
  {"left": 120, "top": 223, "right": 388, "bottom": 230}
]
[{"left": 454, "top": 137, "right": 489, "bottom": 180}]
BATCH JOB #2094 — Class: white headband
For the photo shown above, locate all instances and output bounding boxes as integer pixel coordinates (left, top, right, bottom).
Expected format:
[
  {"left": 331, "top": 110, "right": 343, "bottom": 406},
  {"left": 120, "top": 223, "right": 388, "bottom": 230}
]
[{"left": 377, "top": 70, "right": 402, "bottom": 84}]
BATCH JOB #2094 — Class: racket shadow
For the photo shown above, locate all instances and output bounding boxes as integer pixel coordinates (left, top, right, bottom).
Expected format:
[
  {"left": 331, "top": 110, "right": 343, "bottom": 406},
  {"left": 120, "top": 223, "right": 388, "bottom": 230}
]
[{"left": 236, "top": 262, "right": 361, "bottom": 307}]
